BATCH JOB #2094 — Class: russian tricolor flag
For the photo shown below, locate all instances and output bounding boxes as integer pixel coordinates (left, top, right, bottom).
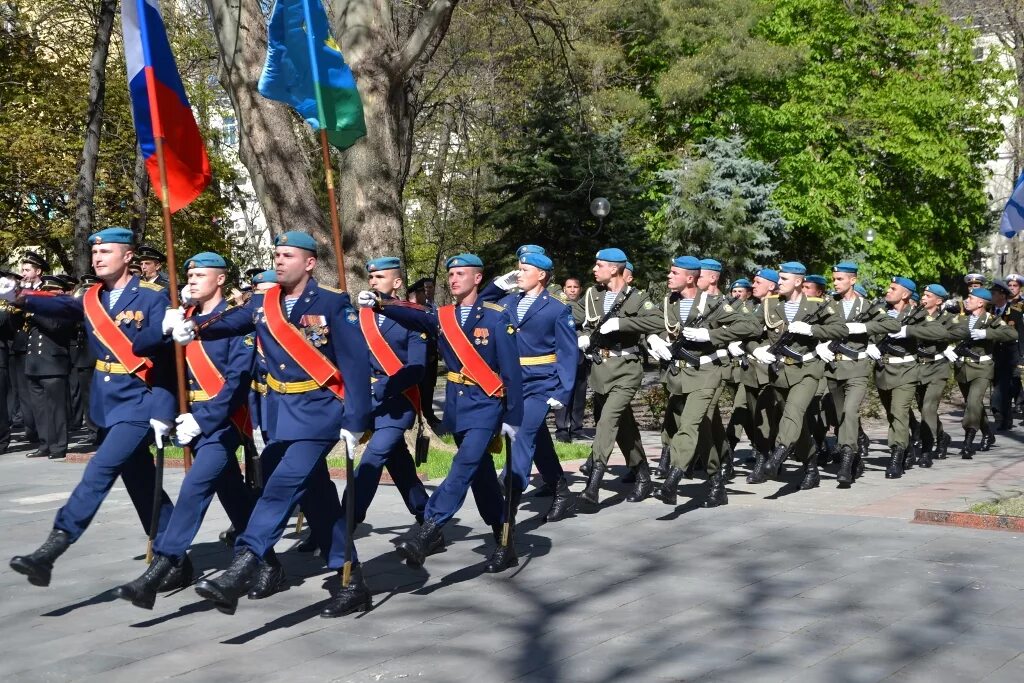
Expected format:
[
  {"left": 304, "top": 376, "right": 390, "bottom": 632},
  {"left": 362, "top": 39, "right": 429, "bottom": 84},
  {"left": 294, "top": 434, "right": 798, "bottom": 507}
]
[{"left": 122, "top": 0, "right": 211, "bottom": 213}]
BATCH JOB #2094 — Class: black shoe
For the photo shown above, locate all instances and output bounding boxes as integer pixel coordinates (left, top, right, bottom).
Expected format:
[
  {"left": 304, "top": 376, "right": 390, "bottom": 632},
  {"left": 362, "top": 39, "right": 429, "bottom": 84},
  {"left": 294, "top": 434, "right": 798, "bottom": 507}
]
[
  {"left": 194, "top": 548, "right": 260, "bottom": 615},
  {"left": 295, "top": 535, "right": 318, "bottom": 553},
  {"left": 799, "top": 464, "right": 820, "bottom": 490},
  {"left": 578, "top": 454, "right": 594, "bottom": 478},
  {"left": 320, "top": 565, "right": 373, "bottom": 618},
  {"left": 836, "top": 445, "right": 856, "bottom": 487},
  {"left": 918, "top": 448, "right": 933, "bottom": 469},
  {"left": 815, "top": 442, "right": 831, "bottom": 468},
  {"left": 113, "top": 555, "right": 173, "bottom": 610},
  {"left": 763, "top": 444, "right": 791, "bottom": 480},
  {"left": 533, "top": 481, "right": 556, "bottom": 497},
  {"left": 625, "top": 459, "right": 653, "bottom": 502},
  {"left": 580, "top": 460, "right": 607, "bottom": 506},
  {"left": 545, "top": 477, "right": 576, "bottom": 522},
  {"left": 654, "top": 467, "right": 684, "bottom": 505},
  {"left": 484, "top": 539, "right": 519, "bottom": 573},
  {"left": 218, "top": 526, "right": 237, "bottom": 546},
  {"left": 746, "top": 451, "right": 768, "bottom": 484},
  {"left": 855, "top": 454, "right": 865, "bottom": 479},
  {"left": 960, "top": 428, "right": 977, "bottom": 460},
  {"left": 656, "top": 444, "right": 671, "bottom": 479},
  {"left": 858, "top": 431, "right": 871, "bottom": 459},
  {"left": 157, "top": 554, "right": 193, "bottom": 592},
  {"left": 885, "top": 445, "right": 905, "bottom": 479},
  {"left": 936, "top": 432, "right": 951, "bottom": 460},
  {"left": 47, "top": 452, "right": 66, "bottom": 460},
  {"left": 247, "top": 552, "right": 285, "bottom": 600},
  {"left": 555, "top": 433, "right": 571, "bottom": 444},
  {"left": 10, "top": 528, "right": 71, "bottom": 587},
  {"left": 25, "top": 449, "right": 49, "bottom": 459},
  {"left": 982, "top": 433, "right": 996, "bottom": 452},
  {"left": 702, "top": 473, "right": 728, "bottom": 508},
  {"left": 621, "top": 467, "right": 637, "bottom": 484},
  {"left": 395, "top": 519, "right": 445, "bottom": 567},
  {"left": 720, "top": 452, "right": 735, "bottom": 482},
  {"left": 904, "top": 443, "right": 919, "bottom": 471}
]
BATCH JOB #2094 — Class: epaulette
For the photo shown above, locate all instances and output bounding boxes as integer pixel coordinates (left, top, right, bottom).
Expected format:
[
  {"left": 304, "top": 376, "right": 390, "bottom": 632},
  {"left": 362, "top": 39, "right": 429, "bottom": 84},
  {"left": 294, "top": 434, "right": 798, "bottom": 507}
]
[
  {"left": 138, "top": 281, "right": 164, "bottom": 291},
  {"left": 806, "top": 296, "right": 823, "bottom": 302},
  {"left": 554, "top": 292, "right": 569, "bottom": 304},
  {"left": 482, "top": 301, "right": 504, "bottom": 312},
  {"left": 318, "top": 284, "right": 343, "bottom": 293},
  {"left": 764, "top": 294, "right": 779, "bottom": 300}
]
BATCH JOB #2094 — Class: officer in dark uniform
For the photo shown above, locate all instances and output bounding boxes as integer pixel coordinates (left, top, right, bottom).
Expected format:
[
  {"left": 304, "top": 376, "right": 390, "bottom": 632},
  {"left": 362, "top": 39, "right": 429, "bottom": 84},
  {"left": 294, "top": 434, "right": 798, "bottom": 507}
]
[
  {"left": 12, "top": 250, "right": 49, "bottom": 448},
  {"left": 136, "top": 245, "right": 170, "bottom": 289},
  {"left": 24, "top": 275, "right": 75, "bottom": 459},
  {"left": 69, "top": 274, "right": 99, "bottom": 444},
  {"left": 0, "top": 268, "right": 19, "bottom": 453},
  {"left": 989, "top": 279, "right": 1022, "bottom": 430},
  {"left": 406, "top": 277, "right": 441, "bottom": 427}
]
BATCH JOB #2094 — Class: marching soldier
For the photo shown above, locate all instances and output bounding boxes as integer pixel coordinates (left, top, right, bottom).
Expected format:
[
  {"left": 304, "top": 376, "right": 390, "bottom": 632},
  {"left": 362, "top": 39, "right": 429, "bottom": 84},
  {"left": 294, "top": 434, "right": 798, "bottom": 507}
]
[
  {"left": 113, "top": 252, "right": 262, "bottom": 610},
  {"left": 136, "top": 245, "right": 170, "bottom": 289},
  {"left": 722, "top": 278, "right": 755, "bottom": 461},
  {"left": 573, "top": 248, "right": 661, "bottom": 507},
  {"left": 988, "top": 280, "right": 1022, "bottom": 430},
  {"left": 904, "top": 284, "right": 956, "bottom": 463},
  {"left": 802, "top": 274, "right": 836, "bottom": 465},
  {"left": 1006, "top": 273, "right": 1024, "bottom": 418},
  {"left": 5, "top": 227, "right": 179, "bottom": 589},
  {"left": 949, "top": 287, "right": 1018, "bottom": 457},
  {"left": 175, "top": 231, "right": 374, "bottom": 618},
  {"left": 362, "top": 253, "right": 523, "bottom": 573}
]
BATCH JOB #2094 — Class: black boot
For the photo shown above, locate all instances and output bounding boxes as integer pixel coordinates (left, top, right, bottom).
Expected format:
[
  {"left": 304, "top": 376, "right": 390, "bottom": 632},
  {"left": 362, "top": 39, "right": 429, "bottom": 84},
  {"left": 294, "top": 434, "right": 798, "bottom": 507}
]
[
  {"left": 113, "top": 555, "right": 174, "bottom": 610},
  {"left": 319, "top": 565, "right": 372, "bottom": 618},
  {"left": 763, "top": 444, "right": 791, "bottom": 481},
  {"left": 960, "top": 428, "right": 977, "bottom": 459},
  {"left": 654, "top": 467, "right": 684, "bottom": 505},
  {"left": 981, "top": 428, "right": 995, "bottom": 452},
  {"left": 218, "top": 526, "right": 237, "bottom": 546},
  {"left": 193, "top": 548, "right": 261, "bottom": 615},
  {"left": 578, "top": 453, "right": 594, "bottom": 478},
  {"left": 533, "top": 480, "right": 556, "bottom": 497},
  {"left": 746, "top": 451, "right": 768, "bottom": 484},
  {"left": 295, "top": 534, "right": 318, "bottom": 553},
  {"left": 720, "top": 449, "right": 735, "bottom": 482},
  {"left": 657, "top": 444, "right": 671, "bottom": 478},
  {"left": 836, "top": 445, "right": 856, "bottom": 487},
  {"left": 395, "top": 519, "right": 445, "bottom": 567},
  {"left": 815, "top": 442, "right": 831, "bottom": 468},
  {"left": 625, "top": 459, "right": 653, "bottom": 502},
  {"left": 858, "top": 431, "right": 870, "bottom": 459},
  {"left": 855, "top": 453, "right": 865, "bottom": 479},
  {"left": 10, "top": 528, "right": 71, "bottom": 587},
  {"left": 918, "top": 447, "right": 933, "bottom": 469},
  {"left": 248, "top": 550, "right": 285, "bottom": 600},
  {"left": 545, "top": 477, "right": 576, "bottom": 522},
  {"left": 799, "top": 458, "right": 820, "bottom": 491},
  {"left": 621, "top": 467, "right": 637, "bottom": 484},
  {"left": 485, "top": 489, "right": 520, "bottom": 574},
  {"left": 157, "top": 553, "right": 193, "bottom": 592},
  {"left": 937, "top": 432, "right": 951, "bottom": 460},
  {"left": 702, "top": 472, "right": 728, "bottom": 508},
  {"left": 903, "top": 443, "right": 916, "bottom": 471},
  {"left": 682, "top": 458, "right": 696, "bottom": 480},
  {"left": 580, "top": 460, "right": 607, "bottom": 506},
  {"left": 885, "top": 445, "right": 904, "bottom": 479}
]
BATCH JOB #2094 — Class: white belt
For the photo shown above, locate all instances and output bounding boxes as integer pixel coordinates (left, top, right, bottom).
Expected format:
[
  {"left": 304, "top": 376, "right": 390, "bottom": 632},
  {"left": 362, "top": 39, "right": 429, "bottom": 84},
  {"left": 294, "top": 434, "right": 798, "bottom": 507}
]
[
  {"left": 883, "top": 355, "right": 916, "bottom": 365},
  {"left": 963, "top": 355, "right": 993, "bottom": 363},
  {"left": 920, "top": 353, "right": 944, "bottom": 362},
  {"left": 836, "top": 351, "right": 868, "bottom": 361},
  {"left": 600, "top": 346, "right": 639, "bottom": 358},
  {"left": 675, "top": 350, "right": 728, "bottom": 368}
]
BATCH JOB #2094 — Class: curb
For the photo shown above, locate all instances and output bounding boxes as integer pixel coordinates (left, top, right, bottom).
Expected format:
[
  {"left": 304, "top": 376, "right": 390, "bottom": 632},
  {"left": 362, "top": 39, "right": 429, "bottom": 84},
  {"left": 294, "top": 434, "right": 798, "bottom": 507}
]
[{"left": 912, "top": 508, "right": 1024, "bottom": 532}]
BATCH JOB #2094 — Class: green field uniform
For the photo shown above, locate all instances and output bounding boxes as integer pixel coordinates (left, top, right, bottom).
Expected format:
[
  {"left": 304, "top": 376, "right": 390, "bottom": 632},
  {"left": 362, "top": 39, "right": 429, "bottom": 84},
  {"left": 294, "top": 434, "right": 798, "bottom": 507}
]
[
  {"left": 739, "top": 300, "right": 780, "bottom": 461},
  {"left": 907, "top": 309, "right": 956, "bottom": 457}
]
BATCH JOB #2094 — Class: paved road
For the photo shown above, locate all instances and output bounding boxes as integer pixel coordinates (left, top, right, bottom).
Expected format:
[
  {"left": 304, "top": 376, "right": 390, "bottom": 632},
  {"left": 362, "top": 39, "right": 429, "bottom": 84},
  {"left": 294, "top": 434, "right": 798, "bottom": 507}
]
[{"left": 1, "top": 415, "right": 1022, "bottom": 682}]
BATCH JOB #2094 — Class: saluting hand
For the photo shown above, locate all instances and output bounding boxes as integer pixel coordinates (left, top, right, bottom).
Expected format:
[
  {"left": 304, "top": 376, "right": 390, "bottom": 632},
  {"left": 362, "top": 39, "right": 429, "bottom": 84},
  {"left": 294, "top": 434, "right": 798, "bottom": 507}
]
[{"left": 494, "top": 270, "right": 521, "bottom": 292}]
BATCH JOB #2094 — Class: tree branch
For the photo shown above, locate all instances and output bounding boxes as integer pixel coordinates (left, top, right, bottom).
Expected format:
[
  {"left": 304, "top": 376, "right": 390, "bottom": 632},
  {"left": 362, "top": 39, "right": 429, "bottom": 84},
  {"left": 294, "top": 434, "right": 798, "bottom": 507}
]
[{"left": 396, "top": 0, "right": 457, "bottom": 77}]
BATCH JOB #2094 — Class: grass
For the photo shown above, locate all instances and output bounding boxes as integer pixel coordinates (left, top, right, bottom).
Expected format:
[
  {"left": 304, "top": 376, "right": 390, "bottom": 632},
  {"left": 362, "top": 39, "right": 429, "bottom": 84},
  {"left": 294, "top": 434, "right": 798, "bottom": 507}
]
[{"left": 968, "top": 495, "right": 1024, "bottom": 517}]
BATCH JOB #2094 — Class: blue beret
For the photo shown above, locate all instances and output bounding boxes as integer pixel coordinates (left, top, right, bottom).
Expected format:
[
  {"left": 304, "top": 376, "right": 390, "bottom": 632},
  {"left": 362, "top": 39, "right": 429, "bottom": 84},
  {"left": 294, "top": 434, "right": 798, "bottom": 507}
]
[
  {"left": 910, "top": 291, "right": 920, "bottom": 302},
  {"left": 853, "top": 283, "right": 868, "bottom": 297},
  {"left": 971, "top": 288, "right": 992, "bottom": 302},
  {"left": 673, "top": 255, "right": 702, "bottom": 270},
  {"left": 625, "top": 261, "right": 634, "bottom": 272},
  {"left": 891, "top": 276, "right": 917, "bottom": 293},
  {"left": 252, "top": 270, "right": 277, "bottom": 285},
  {"left": 275, "top": 231, "right": 317, "bottom": 253},
  {"left": 805, "top": 274, "right": 827, "bottom": 286},
  {"left": 184, "top": 251, "right": 227, "bottom": 269},
  {"left": 832, "top": 261, "right": 859, "bottom": 274},
  {"left": 366, "top": 256, "right": 401, "bottom": 273},
  {"left": 520, "top": 252, "right": 553, "bottom": 271},
  {"left": 445, "top": 253, "right": 483, "bottom": 269},
  {"left": 730, "top": 278, "right": 753, "bottom": 290},
  {"left": 595, "top": 248, "right": 628, "bottom": 263},
  {"left": 516, "top": 244, "right": 545, "bottom": 258},
  {"left": 924, "top": 284, "right": 948, "bottom": 299},
  {"left": 964, "top": 273, "right": 986, "bottom": 285},
  {"left": 779, "top": 261, "right": 807, "bottom": 275},
  {"left": 699, "top": 258, "right": 722, "bottom": 272},
  {"left": 88, "top": 227, "right": 134, "bottom": 245},
  {"left": 756, "top": 268, "right": 779, "bottom": 284}
]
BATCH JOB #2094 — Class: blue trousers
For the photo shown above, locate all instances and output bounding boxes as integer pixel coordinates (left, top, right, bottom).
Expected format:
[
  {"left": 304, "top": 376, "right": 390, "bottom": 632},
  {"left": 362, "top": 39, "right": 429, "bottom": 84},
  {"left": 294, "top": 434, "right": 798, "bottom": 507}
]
[
  {"left": 54, "top": 421, "right": 174, "bottom": 543},
  {"left": 238, "top": 439, "right": 350, "bottom": 563},
  {"left": 154, "top": 428, "right": 254, "bottom": 561},
  {"left": 343, "top": 426, "right": 428, "bottom": 524},
  {"left": 424, "top": 426, "right": 504, "bottom": 528},
  {"left": 509, "top": 396, "right": 564, "bottom": 491}
]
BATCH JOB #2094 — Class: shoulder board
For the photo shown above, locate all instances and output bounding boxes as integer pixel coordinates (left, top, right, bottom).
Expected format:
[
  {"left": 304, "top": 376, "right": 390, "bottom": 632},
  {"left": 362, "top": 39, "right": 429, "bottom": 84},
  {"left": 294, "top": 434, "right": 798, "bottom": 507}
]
[
  {"left": 765, "top": 294, "right": 779, "bottom": 300},
  {"left": 482, "top": 301, "right": 504, "bottom": 312},
  {"left": 554, "top": 292, "right": 568, "bottom": 304},
  {"left": 138, "top": 281, "right": 164, "bottom": 291},
  {"left": 806, "top": 296, "right": 823, "bottom": 302},
  {"left": 318, "top": 284, "right": 343, "bottom": 293}
]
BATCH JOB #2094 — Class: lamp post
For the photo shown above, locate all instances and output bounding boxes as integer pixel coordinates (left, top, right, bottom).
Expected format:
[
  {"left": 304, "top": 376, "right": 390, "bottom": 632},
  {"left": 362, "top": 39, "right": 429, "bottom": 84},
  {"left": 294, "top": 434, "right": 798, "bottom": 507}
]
[
  {"left": 590, "top": 197, "right": 611, "bottom": 233},
  {"left": 865, "top": 228, "right": 875, "bottom": 244},
  {"left": 999, "top": 245, "right": 1009, "bottom": 276}
]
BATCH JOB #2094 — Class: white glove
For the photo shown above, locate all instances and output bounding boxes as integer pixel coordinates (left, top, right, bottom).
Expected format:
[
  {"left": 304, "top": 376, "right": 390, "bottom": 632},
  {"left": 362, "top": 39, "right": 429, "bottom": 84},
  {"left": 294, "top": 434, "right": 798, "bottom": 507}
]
[
  {"left": 174, "top": 412, "right": 202, "bottom": 444},
  {"left": 599, "top": 318, "right": 620, "bottom": 334},
  {"left": 500, "top": 422, "right": 519, "bottom": 443},
  {"left": 646, "top": 334, "right": 673, "bottom": 361},
  {"left": 494, "top": 270, "right": 521, "bottom": 292},
  {"left": 577, "top": 335, "right": 591, "bottom": 351},
  {"left": 682, "top": 327, "right": 711, "bottom": 343},
  {"left": 815, "top": 342, "right": 835, "bottom": 363},
  {"left": 149, "top": 418, "right": 173, "bottom": 449},
  {"left": 752, "top": 346, "right": 776, "bottom": 364},
  {"left": 546, "top": 397, "right": 564, "bottom": 410},
  {"left": 161, "top": 306, "right": 185, "bottom": 335},
  {"left": 0, "top": 277, "right": 17, "bottom": 302},
  {"left": 338, "top": 429, "right": 363, "bottom": 458},
  {"left": 970, "top": 328, "right": 987, "bottom": 340},
  {"left": 865, "top": 344, "right": 882, "bottom": 360},
  {"left": 171, "top": 319, "right": 196, "bottom": 345},
  {"left": 179, "top": 285, "right": 192, "bottom": 306},
  {"left": 943, "top": 346, "right": 959, "bottom": 362},
  {"left": 356, "top": 290, "right": 377, "bottom": 308},
  {"left": 728, "top": 340, "right": 745, "bottom": 357},
  {"left": 788, "top": 320, "right": 813, "bottom": 336},
  {"left": 888, "top": 326, "right": 908, "bottom": 339},
  {"left": 846, "top": 322, "right": 868, "bottom": 335}
]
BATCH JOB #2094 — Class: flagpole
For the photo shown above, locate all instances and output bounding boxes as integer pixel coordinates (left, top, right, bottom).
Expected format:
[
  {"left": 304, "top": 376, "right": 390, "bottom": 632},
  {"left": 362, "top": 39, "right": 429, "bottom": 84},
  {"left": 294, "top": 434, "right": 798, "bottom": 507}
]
[{"left": 302, "top": 0, "right": 354, "bottom": 587}]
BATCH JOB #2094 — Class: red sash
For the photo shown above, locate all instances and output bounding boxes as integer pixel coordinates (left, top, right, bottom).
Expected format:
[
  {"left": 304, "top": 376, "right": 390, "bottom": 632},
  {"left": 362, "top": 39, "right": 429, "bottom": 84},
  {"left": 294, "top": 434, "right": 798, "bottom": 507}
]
[
  {"left": 437, "top": 304, "right": 504, "bottom": 397},
  {"left": 185, "top": 307, "right": 251, "bottom": 436},
  {"left": 359, "top": 307, "right": 421, "bottom": 414},
  {"left": 82, "top": 283, "right": 154, "bottom": 385},
  {"left": 262, "top": 285, "right": 345, "bottom": 400}
]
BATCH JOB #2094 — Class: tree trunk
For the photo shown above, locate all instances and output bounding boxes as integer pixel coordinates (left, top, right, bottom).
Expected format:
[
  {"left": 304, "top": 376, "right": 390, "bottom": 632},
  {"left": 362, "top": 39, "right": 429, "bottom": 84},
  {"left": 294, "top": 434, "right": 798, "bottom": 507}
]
[
  {"left": 130, "top": 144, "right": 149, "bottom": 244},
  {"left": 71, "top": 0, "right": 117, "bottom": 276}
]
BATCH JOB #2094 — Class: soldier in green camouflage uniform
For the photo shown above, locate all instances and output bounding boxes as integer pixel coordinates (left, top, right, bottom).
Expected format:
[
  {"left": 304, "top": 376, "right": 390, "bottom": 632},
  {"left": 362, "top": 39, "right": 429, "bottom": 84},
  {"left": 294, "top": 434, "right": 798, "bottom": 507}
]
[{"left": 905, "top": 284, "right": 957, "bottom": 464}]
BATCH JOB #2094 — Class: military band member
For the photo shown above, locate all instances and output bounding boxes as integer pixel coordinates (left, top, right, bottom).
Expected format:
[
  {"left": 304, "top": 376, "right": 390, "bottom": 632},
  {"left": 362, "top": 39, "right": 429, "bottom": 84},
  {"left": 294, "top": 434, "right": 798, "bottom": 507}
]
[
  {"left": 69, "top": 274, "right": 100, "bottom": 446},
  {"left": 12, "top": 250, "right": 48, "bottom": 448},
  {"left": 6, "top": 227, "right": 178, "bottom": 589},
  {"left": 988, "top": 280, "right": 1022, "bottom": 430},
  {"left": 136, "top": 245, "right": 170, "bottom": 289},
  {"left": 904, "top": 284, "right": 956, "bottom": 464},
  {"left": 24, "top": 274, "right": 75, "bottom": 460},
  {"left": 177, "top": 231, "right": 374, "bottom": 618}
]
